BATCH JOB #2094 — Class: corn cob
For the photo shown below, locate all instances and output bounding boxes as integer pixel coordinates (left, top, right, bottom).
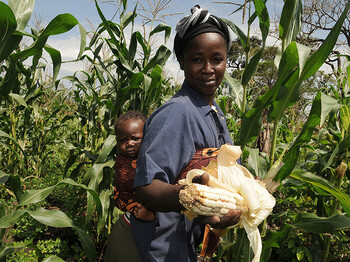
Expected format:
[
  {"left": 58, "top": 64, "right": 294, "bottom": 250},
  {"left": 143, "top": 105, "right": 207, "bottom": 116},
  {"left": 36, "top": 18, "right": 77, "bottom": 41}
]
[
  {"left": 178, "top": 144, "right": 276, "bottom": 262},
  {"left": 179, "top": 183, "right": 247, "bottom": 217}
]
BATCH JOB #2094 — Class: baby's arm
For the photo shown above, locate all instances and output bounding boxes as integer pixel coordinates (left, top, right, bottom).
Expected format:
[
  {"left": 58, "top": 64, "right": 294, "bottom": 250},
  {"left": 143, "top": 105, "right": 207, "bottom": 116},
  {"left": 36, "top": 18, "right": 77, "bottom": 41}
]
[{"left": 133, "top": 203, "right": 155, "bottom": 221}]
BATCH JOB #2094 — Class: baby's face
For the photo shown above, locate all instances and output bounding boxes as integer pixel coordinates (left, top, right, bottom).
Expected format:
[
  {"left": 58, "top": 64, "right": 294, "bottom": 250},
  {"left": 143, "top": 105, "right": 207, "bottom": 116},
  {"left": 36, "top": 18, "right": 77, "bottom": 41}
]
[{"left": 116, "top": 119, "right": 144, "bottom": 159}]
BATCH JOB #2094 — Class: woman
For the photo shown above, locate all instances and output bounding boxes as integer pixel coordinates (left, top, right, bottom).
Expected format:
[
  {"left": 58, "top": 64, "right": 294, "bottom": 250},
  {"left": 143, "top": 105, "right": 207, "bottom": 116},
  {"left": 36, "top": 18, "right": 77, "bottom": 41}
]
[{"left": 132, "top": 5, "right": 241, "bottom": 261}]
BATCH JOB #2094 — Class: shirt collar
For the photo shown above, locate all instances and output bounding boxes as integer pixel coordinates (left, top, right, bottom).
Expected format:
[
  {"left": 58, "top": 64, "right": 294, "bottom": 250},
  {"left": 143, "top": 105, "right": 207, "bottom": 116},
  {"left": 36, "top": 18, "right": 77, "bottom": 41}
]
[{"left": 181, "top": 82, "right": 217, "bottom": 116}]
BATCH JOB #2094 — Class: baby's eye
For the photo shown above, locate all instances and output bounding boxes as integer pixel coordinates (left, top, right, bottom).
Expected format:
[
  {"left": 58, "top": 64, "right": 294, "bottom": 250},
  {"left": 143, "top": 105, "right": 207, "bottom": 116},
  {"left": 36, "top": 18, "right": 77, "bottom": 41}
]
[{"left": 118, "top": 137, "right": 127, "bottom": 143}]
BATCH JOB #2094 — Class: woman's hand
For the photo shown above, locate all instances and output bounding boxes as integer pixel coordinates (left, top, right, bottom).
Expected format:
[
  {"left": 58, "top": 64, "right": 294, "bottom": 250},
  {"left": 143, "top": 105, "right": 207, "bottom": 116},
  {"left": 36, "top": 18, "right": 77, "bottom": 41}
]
[{"left": 133, "top": 203, "right": 156, "bottom": 221}]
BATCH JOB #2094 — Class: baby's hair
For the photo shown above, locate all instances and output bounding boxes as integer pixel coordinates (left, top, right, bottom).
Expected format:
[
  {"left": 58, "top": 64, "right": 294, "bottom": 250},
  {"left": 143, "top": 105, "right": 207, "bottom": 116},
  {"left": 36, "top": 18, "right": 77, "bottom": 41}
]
[{"left": 114, "top": 110, "right": 146, "bottom": 134}]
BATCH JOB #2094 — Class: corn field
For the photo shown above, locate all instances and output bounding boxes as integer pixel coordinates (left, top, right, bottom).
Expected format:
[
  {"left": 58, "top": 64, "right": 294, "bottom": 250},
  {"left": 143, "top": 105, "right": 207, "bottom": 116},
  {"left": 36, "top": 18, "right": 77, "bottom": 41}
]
[{"left": 0, "top": 0, "right": 349, "bottom": 261}]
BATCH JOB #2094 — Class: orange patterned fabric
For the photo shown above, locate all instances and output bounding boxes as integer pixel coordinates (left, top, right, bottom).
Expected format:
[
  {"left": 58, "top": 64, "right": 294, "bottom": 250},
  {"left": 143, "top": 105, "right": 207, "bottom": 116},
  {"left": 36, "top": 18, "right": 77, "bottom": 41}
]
[
  {"left": 113, "top": 155, "right": 139, "bottom": 213},
  {"left": 174, "top": 148, "right": 218, "bottom": 184}
]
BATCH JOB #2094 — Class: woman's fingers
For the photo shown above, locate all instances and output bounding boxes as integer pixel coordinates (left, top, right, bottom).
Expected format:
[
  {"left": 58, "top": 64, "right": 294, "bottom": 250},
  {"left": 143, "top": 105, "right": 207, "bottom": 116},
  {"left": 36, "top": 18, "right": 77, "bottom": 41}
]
[
  {"left": 192, "top": 172, "right": 210, "bottom": 185},
  {"left": 196, "top": 209, "right": 242, "bottom": 229}
]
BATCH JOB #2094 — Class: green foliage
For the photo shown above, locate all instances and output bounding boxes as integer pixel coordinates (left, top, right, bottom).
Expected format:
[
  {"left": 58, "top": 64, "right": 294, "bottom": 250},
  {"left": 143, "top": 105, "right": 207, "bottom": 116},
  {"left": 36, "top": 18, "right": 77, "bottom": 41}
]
[
  {"left": 1, "top": 0, "right": 350, "bottom": 261},
  {"left": 215, "top": 0, "right": 350, "bottom": 261}
]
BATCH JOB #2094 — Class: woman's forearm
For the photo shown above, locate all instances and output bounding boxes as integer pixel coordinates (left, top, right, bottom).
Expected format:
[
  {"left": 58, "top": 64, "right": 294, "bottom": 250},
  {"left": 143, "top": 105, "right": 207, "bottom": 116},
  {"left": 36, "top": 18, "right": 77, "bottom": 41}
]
[{"left": 135, "top": 179, "right": 185, "bottom": 212}]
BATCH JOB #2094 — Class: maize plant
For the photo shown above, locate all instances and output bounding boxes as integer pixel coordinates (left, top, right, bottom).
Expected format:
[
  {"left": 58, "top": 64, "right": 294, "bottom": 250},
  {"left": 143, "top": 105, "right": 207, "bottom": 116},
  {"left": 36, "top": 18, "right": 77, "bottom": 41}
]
[
  {"left": 0, "top": 0, "right": 99, "bottom": 261},
  {"left": 211, "top": 0, "right": 350, "bottom": 261}
]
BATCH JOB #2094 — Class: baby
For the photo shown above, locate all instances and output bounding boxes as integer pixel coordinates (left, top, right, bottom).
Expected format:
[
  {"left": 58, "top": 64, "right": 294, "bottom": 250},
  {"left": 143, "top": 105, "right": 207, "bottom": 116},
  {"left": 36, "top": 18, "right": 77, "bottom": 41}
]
[{"left": 114, "top": 110, "right": 155, "bottom": 221}]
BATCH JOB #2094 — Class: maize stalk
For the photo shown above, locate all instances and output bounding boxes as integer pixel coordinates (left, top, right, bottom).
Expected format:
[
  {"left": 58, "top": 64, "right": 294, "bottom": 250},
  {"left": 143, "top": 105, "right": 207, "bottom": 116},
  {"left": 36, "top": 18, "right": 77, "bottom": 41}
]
[{"left": 178, "top": 144, "right": 276, "bottom": 262}]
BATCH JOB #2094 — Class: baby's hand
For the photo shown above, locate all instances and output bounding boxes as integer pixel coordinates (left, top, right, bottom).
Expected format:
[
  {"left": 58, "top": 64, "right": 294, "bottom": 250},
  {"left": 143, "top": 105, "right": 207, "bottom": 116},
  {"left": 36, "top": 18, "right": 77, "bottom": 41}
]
[{"left": 133, "top": 203, "right": 155, "bottom": 221}]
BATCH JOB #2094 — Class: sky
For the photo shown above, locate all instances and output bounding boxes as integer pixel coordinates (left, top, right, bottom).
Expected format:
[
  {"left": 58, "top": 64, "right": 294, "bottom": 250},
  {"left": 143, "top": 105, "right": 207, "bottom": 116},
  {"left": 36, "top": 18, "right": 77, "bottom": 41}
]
[{"left": 3, "top": 0, "right": 284, "bottom": 81}]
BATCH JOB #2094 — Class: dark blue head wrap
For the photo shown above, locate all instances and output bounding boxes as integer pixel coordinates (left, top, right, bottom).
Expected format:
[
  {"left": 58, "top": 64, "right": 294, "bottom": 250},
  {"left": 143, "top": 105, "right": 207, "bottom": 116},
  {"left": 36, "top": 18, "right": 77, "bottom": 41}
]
[{"left": 174, "top": 5, "right": 232, "bottom": 58}]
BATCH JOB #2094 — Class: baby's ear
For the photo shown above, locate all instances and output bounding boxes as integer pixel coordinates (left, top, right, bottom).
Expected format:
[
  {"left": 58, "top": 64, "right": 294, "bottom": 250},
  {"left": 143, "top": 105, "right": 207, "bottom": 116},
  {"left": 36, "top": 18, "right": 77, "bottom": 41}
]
[{"left": 177, "top": 56, "right": 184, "bottom": 70}]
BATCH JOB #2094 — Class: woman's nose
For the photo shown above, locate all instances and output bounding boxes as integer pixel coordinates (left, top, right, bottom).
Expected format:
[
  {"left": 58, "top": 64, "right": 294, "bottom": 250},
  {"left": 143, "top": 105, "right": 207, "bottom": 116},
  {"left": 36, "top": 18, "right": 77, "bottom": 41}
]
[{"left": 202, "top": 61, "right": 214, "bottom": 73}]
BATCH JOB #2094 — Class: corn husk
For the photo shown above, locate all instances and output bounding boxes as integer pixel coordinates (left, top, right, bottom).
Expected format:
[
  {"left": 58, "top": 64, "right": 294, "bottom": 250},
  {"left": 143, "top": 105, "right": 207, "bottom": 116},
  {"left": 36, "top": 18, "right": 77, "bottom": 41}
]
[{"left": 178, "top": 144, "right": 276, "bottom": 262}]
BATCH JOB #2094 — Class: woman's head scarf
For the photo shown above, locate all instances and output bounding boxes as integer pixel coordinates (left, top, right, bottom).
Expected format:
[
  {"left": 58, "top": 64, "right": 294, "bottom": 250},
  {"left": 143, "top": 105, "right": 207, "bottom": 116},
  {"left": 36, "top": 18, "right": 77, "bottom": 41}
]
[{"left": 174, "top": 5, "right": 232, "bottom": 58}]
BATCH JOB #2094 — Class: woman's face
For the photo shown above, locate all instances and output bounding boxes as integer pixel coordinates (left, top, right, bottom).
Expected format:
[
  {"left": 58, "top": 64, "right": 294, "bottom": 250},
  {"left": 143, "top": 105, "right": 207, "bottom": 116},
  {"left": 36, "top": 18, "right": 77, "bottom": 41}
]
[
  {"left": 179, "top": 32, "right": 227, "bottom": 104},
  {"left": 116, "top": 119, "right": 144, "bottom": 159}
]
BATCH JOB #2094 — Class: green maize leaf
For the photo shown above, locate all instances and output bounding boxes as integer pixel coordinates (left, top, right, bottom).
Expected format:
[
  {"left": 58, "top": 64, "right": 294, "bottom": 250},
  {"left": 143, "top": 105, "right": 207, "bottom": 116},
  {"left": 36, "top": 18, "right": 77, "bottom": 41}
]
[
  {"left": 238, "top": 42, "right": 302, "bottom": 147},
  {"left": 0, "top": 34, "right": 22, "bottom": 63},
  {"left": 233, "top": 228, "right": 254, "bottom": 261},
  {"left": 268, "top": 41, "right": 300, "bottom": 120},
  {"left": 222, "top": 72, "right": 243, "bottom": 111},
  {"left": 0, "top": 2, "right": 17, "bottom": 61},
  {"left": 96, "top": 135, "right": 117, "bottom": 163},
  {"left": 253, "top": 0, "right": 269, "bottom": 40},
  {"left": 0, "top": 130, "right": 25, "bottom": 157},
  {"left": 142, "top": 45, "right": 171, "bottom": 74},
  {"left": 224, "top": 18, "right": 248, "bottom": 52},
  {"left": 214, "top": 241, "right": 235, "bottom": 262},
  {"left": 9, "top": 13, "right": 79, "bottom": 63},
  {"left": 276, "top": 93, "right": 340, "bottom": 181},
  {"left": 0, "top": 130, "right": 15, "bottom": 141},
  {"left": 107, "top": 41, "right": 134, "bottom": 73},
  {"left": 28, "top": 208, "right": 74, "bottom": 228},
  {"left": 323, "top": 136, "right": 350, "bottom": 172},
  {"left": 122, "top": 5, "right": 137, "bottom": 30},
  {"left": 0, "top": 202, "right": 4, "bottom": 218},
  {"left": 8, "top": 0, "right": 34, "bottom": 31},
  {"left": 9, "top": 92, "right": 27, "bottom": 107},
  {"left": 242, "top": 48, "right": 264, "bottom": 87},
  {"left": 279, "top": 0, "right": 302, "bottom": 50},
  {"left": 299, "top": 0, "right": 350, "bottom": 82},
  {"left": 86, "top": 159, "right": 115, "bottom": 222},
  {"left": 217, "top": 94, "right": 228, "bottom": 116},
  {"left": 120, "top": 72, "right": 144, "bottom": 97},
  {"left": 77, "top": 23, "right": 86, "bottom": 59},
  {"left": 95, "top": 0, "right": 119, "bottom": 48},
  {"left": 293, "top": 213, "right": 350, "bottom": 233},
  {"left": 261, "top": 224, "right": 292, "bottom": 262},
  {"left": 58, "top": 178, "right": 102, "bottom": 217},
  {"left": 291, "top": 170, "right": 350, "bottom": 216},
  {"left": 0, "top": 243, "right": 26, "bottom": 259},
  {"left": 145, "top": 65, "right": 162, "bottom": 106},
  {"left": 240, "top": 0, "right": 269, "bottom": 87},
  {"left": 340, "top": 105, "right": 350, "bottom": 134},
  {"left": 42, "top": 256, "right": 65, "bottom": 262},
  {"left": 19, "top": 186, "right": 55, "bottom": 206},
  {"left": 97, "top": 189, "right": 111, "bottom": 234},
  {"left": 150, "top": 23, "right": 171, "bottom": 44},
  {"left": 122, "top": 11, "right": 136, "bottom": 30},
  {"left": 247, "top": 12, "right": 258, "bottom": 26},
  {"left": 238, "top": 91, "right": 266, "bottom": 146},
  {"left": 74, "top": 226, "right": 97, "bottom": 262},
  {"left": 40, "top": 13, "right": 79, "bottom": 36},
  {"left": 0, "top": 171, "right": 22, "bottom": 202},
  {"left": 246, "top": 147, "right": 267, "bottom": 178},
  {"left": 0, "top": 209, "right": 26, "bottom": 228},
  {"left": 319, "top": 93, "right": 342, "bottom": 126},
  {"left": 2, "top": 13, "right": 80, "bottom": 96},
  {"left": 129, "top": 32, "right": 139, "bottom": 63},
  {"left": 295, "top": 43, "right": 311, "bottom": 76}
]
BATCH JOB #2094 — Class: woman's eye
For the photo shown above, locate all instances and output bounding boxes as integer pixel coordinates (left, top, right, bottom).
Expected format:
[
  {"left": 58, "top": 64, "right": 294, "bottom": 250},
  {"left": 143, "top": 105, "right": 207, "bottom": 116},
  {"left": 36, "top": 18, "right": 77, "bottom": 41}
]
[
  {"left": 192, "top": 57, "right": 202, "bottom": 63},
  {"left": 214, "top": 56, "right": 224, "bottom": 63}
]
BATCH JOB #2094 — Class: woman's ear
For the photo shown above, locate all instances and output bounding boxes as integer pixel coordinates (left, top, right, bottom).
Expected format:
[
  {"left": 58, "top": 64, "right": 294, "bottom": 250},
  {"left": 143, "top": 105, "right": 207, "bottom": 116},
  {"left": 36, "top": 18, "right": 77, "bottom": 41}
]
[{"left": 177, "top": 56, "right": 184, "bottom": 70}]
